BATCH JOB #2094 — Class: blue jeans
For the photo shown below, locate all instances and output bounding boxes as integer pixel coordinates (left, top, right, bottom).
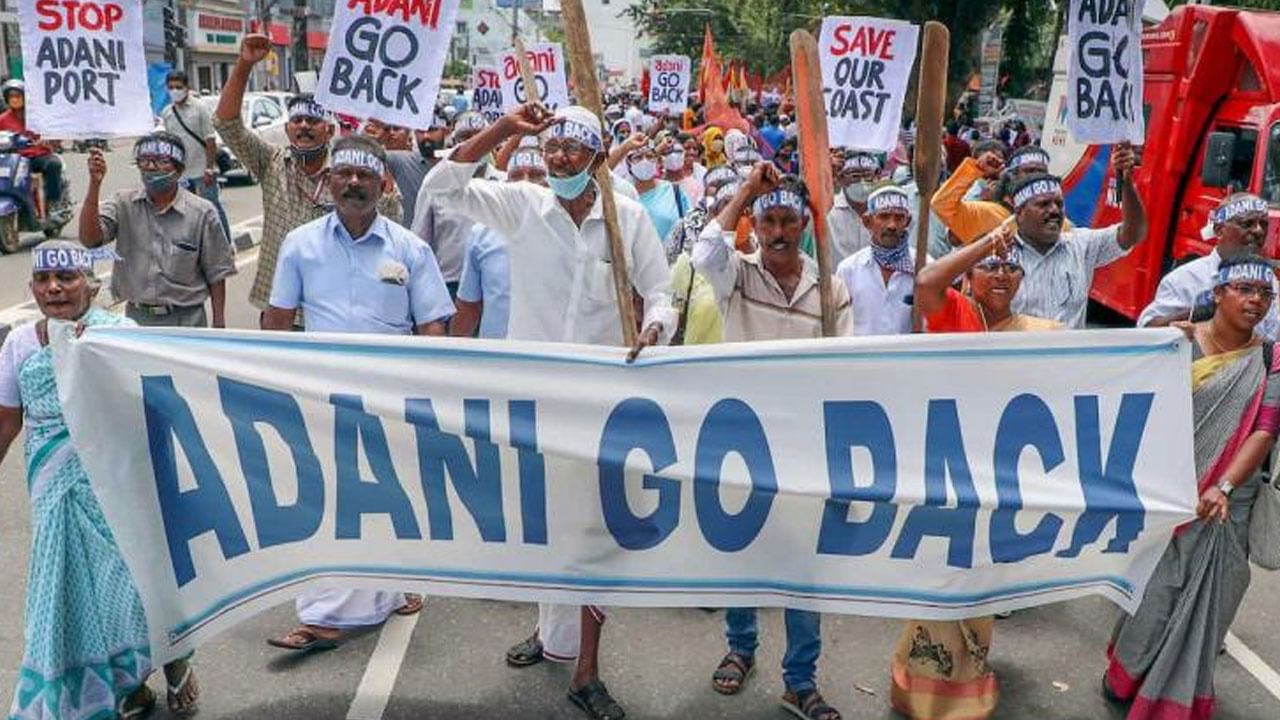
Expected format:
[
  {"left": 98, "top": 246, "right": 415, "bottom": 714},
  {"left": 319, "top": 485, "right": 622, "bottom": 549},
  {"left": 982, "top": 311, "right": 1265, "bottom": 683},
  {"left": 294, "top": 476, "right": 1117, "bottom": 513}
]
[
  {"left": 724, "top": 608, "right": 821, "bottom": 693},
  {"left": 182, "top": 177, "right": 231, "bottom": 243}
]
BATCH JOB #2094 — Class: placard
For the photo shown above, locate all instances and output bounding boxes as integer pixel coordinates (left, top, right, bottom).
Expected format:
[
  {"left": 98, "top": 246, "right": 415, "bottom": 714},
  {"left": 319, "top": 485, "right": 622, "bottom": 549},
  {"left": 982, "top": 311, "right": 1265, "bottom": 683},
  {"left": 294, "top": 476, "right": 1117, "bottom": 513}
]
[
  {"left": 472, "top": 65, "right": 503, "bottom": 124},
  {"left": 818, "top": 16, "right": 919, "bottom": 153},
  {"left": 1066, "top": 0, "right": 1145, "bottom": 144},
  {"left": 648, "top": 55, "right": 690, "bottom": 114},
  {"left": 499, "top": 42, "right": 569, "bottom": 112}
]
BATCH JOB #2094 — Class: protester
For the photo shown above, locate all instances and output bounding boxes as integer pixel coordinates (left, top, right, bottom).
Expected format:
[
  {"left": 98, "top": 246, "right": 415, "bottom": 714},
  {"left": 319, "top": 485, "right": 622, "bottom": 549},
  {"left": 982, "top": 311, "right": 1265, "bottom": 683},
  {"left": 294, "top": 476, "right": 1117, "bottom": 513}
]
[
  {"left": 943, "top": 121, "right": 971, "bottom": 174},
  {"left": 660, "top": 134, "right": 702, "bottom": 205},
  {"left": 216, "top": 35, "right": 401, "bottom": 321},
  {"left": 1105, "top": 254, "right": 1279, "bottom": 720},
  {"left": 664, "top": 165, "right": 740, "bottom": 262},
  {"left": 411, "top": 112, "right": 503, "bottom": 297},
  {"left": 451, "top": 146, "right": 548, "bottom": 339},
  {"left": 835, "top": 186, "right": 919, "bottom": 336},
  {"left": 421, "top": 102, "right": 674, "bottom": 720},
  {"left": 161, "top": 70, "right": 230, "bottom": 241},
  {"left": 1008, "top": 144, "right": 1146, "bottom": 328},
  {"left": 702, "top": 127, "right": 727, "bottom": 168},
  {"left": 827, "top": 152, "right": 882, "bottom": 268},
  {"left": 681, "top": 131, "right": 707, "bottom": 182},
  {"left": 0, "top": 80, "right": 64, "bottom": 210},
  {"left": 1138, "top": 193, "right": 1280, "bottom": 339},
  {"left": 694, "top": 163, "right": 850, "bottom": 720},
  {"left": 78, "top": 133, "right": 235, "bottom": 328},
  {"left": 385, "top": 116, "right": 449, "bottom": 224},
  {"left": 0, "top": 242, "right": 199, "bottom": 719},
  {"left": 625, "top": 138, "right": 690, "bottom": 242},
  {"left": 261, "top": 135, "right": 452, "bottom": 652},
  {"left": 932, "top": 143, "right": 1037, "bottom": 246},
  {"left": 671, "top": 179, "right": 744, "bottom": 345}
]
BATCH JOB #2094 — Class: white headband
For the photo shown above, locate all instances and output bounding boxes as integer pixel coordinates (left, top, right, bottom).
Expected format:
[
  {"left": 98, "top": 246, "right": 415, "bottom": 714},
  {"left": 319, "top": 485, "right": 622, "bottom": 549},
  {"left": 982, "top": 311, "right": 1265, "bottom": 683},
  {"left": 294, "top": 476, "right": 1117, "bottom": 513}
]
[
  {"left": 330, "top": 149, "right": 385, "bottom": 175},
  {"left": 752, "top": 189, "right": 806, "bottom": 217},
  {"left": 288, "top": 99, "right": 329, "bottom": 121},
  {"left": 1013, "top": 178, "right": 1063, "bottom": 209},
  {"left": 546, "top": 119, "right": 603, "bottom": 152},
  {"left": 1007, "top": 149, "right": 1050, "bottom": 170},
  {"left": 1212, "top": 197, "right": 1268, "bottom": 225},
  {"left": 135, "top": 138, "right": 185, "bottom": 165},
  {"left": 843, "top": 154, "right": 881, "bottom": 173},
  {"left": 1217, "top": 261, "right": 1274, "bottom": 288},
  {"left": 867, "top": 187, "right": 911, "bottom": 215},
  {"left": 509, "top": 150, "right": 546, "bottom": 171}
]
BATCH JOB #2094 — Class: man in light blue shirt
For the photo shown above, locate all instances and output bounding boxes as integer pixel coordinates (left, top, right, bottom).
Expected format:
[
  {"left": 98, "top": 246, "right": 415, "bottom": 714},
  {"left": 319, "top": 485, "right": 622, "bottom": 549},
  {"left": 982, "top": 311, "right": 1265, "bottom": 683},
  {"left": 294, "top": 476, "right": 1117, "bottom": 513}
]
[
  {"left": 451, "top": 145, "right": 548, "bottom": 339},
  {"left": 261, "top": 135, "right": 453, "bottom": 653}
]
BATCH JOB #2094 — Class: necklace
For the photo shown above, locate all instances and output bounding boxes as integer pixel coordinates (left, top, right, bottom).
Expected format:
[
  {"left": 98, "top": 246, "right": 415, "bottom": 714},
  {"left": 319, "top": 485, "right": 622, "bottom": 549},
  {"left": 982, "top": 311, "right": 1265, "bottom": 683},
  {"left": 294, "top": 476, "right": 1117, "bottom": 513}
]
[{"left": 1203, "top": 322, "right": 1254, "bottom": 354}]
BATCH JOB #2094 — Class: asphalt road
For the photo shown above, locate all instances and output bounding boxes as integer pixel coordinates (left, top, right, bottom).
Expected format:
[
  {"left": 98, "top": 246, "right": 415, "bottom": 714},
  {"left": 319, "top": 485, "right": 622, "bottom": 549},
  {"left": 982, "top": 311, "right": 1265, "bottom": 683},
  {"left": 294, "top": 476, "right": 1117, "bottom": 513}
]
[{"left": 0, "top": 147, "right": 1276, "bottom": 719}]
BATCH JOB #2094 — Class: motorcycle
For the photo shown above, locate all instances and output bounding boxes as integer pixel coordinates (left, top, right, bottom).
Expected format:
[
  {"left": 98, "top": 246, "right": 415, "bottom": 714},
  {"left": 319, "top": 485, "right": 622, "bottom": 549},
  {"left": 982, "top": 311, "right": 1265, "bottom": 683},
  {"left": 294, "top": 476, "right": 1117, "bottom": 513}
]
[{"left": 0, "top": 131, "right": 72, "bottom": 253}]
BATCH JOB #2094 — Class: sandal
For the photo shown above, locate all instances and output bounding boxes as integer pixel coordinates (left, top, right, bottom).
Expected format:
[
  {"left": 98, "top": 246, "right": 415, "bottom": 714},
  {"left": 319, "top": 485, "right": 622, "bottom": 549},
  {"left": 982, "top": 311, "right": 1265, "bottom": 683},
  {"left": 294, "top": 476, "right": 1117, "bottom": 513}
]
[
  {"left": 505, "top": 633, "right": 545, "bottom": 667},
  {"left": 165, "top": 659, "right": 200, "bottom": 716},
  {"left": 711, "top": 652, "right": 755, "bottom": 695},
  {"left": 781, "top": 688, "right": 842, "bottom": 720},
  {"left": 395, "top": 594, "right": 424, "bottom": 616},
  {"left": 266, "top": 625, "right": 343, "bottom": 651},
  {"left": 567, "top": 678, "right": 626, "bottom": 720},
  {"left": 117, "top": 683, "right": 156, "bottom": 719}
]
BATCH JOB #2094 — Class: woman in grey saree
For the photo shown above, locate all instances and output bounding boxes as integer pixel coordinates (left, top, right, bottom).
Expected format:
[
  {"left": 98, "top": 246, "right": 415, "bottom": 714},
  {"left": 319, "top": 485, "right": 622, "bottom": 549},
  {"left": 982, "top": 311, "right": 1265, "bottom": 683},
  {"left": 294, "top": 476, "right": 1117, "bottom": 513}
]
[{"left": 1104, "top": 255, "right": 1280, "bottom": 720}]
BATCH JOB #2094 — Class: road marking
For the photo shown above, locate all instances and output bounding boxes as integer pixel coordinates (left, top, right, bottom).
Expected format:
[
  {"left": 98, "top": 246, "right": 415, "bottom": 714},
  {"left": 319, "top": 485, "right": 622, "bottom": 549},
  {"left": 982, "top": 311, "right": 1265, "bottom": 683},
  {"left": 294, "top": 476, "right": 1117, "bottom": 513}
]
[
  {"left": 346, "top": 613, "right": 420, "bottom": 720},
  {"left": 0, "top": 214, "right": 263, "bottom": 322},
  {"left": 1226, "top": 631, "right": 1280, "bottom": 702}
]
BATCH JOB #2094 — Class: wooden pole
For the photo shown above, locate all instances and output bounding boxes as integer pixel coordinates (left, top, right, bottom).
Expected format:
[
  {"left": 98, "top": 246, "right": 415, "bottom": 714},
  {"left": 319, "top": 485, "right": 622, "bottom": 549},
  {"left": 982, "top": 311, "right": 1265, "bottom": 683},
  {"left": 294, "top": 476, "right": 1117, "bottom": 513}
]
[
  {"left": 789, "top": 30, "right": 837, "bottom": 337},
  {"left": 512, "top": 37, "right": 541, "bottom": 111},
  {"left": 558, "top": 0, "right": 639, "bottom": 346},
  {"left": 911, "top": 22, "right": 950, "bottom": 332}
]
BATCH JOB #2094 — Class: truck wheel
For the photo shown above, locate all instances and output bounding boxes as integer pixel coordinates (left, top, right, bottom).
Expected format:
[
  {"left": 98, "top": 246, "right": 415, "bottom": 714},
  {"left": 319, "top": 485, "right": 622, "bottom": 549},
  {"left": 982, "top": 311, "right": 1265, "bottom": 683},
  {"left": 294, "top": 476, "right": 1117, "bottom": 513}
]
[{"left": 0, "top": 215, "right": 20, "bottom": 254}]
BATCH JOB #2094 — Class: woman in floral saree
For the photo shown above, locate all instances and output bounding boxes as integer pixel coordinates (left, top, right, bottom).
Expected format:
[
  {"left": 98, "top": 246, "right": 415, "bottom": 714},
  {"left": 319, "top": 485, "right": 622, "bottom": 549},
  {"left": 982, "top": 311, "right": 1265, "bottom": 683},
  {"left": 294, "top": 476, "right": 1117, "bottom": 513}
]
[
  {"left": 0, "top": 242, "right": 199, "bottom": 719},
  {"left": 1104, "top": 253, "right": 1280, "bottom": 720}
]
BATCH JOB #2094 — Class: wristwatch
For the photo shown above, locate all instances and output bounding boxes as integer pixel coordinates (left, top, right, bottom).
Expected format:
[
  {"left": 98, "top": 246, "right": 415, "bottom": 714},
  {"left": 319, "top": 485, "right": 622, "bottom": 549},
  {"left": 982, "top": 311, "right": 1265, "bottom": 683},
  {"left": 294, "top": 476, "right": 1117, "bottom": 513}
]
[{"left": 1216, "top": 479, "right": 1235, "bottom": 496}]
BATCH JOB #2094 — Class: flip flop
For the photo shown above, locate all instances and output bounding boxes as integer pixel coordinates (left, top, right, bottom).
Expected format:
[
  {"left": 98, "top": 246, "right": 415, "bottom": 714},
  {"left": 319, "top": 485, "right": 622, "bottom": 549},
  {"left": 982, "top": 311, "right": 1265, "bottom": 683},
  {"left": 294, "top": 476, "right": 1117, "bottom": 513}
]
[
  {"left": 506, "top": 633, "right": 545, "bottom": 667},
  {"left": 117, "top": 683, "right": 156, "bottom": 720},
  {"left": 166, "top": 662, "right": 200, "bottom": 716},
  {"left": 395, "top": 593, "right": 424, "bottom": 616},
  {"left": 567, "top": 679, "right": 626, "bottom": 720},
  {"left": 267, "top": 626, "right": 342, "bottom": 651}
]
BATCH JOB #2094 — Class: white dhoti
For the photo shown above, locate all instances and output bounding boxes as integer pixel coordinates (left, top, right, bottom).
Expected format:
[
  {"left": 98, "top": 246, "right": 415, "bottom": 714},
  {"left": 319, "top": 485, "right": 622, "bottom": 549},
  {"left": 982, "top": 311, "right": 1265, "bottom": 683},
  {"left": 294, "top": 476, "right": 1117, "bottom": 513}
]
[
  {"left": 537, "top": 603, "right": 607, "bottom": 663},
  {"left": 297, "top": 590, "right": 406, "bottom": 628}
]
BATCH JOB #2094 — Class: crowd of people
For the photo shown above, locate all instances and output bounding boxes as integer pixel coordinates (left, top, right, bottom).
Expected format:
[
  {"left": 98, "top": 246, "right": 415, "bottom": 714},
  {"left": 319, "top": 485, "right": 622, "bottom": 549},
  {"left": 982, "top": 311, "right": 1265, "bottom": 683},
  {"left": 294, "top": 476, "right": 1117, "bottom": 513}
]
[{"left": 0, "top": 30, "right": 1276, "bottom": 720}]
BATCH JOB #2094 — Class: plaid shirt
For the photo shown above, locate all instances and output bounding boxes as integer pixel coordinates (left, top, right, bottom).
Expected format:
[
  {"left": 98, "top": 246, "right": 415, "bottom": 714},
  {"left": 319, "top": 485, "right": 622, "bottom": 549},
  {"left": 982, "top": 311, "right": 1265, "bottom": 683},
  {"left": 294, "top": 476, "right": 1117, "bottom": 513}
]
[{"left": 213, "top": 114, "right": 402, "bottom": 309}]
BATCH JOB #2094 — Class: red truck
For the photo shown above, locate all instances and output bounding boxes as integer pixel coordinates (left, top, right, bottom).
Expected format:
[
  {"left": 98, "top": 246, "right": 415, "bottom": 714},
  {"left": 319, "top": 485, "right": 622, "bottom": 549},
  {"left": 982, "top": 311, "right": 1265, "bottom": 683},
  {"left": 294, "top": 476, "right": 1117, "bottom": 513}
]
[{"left": 1043, "top": 4, "right": 1280, "bottom": 320}]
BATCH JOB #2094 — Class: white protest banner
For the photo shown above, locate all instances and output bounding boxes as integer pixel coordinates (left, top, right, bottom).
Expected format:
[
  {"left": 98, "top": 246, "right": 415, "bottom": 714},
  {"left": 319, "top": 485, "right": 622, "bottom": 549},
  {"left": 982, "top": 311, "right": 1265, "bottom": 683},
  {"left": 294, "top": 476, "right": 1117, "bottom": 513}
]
[
  {"left": 1066, "top": 0, "right": 1145, "bottom": 144},
  {"left": 18, "top": 0, "right": 151, "bottom": 137},
  {"left": 317, "top": 0, "right": 462, "bottom": 129},
  {"left": 58, "top": 328, "right": 1196, "bottom": 664},
  {"left": 499, "top": 42, "right": 569, "bottom": 112},
  {"left": 818, "top": 16, "right": 919, "bottom": 153},
  {"left": 472, "top": 65, "right": 503, "bottom": 124},
  {"left": 648, "top": 55, "right": 691, "bottom": 114}
]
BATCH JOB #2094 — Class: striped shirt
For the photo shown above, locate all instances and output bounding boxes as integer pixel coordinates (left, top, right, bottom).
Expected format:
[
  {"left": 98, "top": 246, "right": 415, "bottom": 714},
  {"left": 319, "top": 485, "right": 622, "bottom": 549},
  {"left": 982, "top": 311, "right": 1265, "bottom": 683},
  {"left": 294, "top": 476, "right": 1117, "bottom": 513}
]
[{"left": 1011, "top": 225, "right": 1128, "bottom": 329}]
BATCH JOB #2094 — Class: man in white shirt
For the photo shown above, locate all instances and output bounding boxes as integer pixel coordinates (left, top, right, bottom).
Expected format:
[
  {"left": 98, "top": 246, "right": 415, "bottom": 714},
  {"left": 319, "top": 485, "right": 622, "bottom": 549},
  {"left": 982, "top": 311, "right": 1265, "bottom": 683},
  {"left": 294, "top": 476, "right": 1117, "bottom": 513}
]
[
  {"left": 1138, "top": 193, "right": 1279, "bottom": 338},
  {"left": 827, "top": 152, "right": 880, "bottom": 268},
  {"left": 1008, "top": 144, "right": 1146, "bottom": 328},
  {"left": 419, "top": 102, "right": 673, "bottom": 720},
  {"left": 836, "top": 186, "right": 919, "bottom": 336}
]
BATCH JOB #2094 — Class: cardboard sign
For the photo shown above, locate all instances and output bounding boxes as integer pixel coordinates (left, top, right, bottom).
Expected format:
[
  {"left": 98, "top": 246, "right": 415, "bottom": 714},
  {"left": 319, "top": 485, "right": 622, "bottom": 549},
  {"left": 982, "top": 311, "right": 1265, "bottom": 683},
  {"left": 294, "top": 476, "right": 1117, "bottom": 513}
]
[
  {"left": 818, "top": 16, "right": 919, "bottom": 153},
  {"left": 648, "top": 55, "right": 690, "bottom": 114},
  {"left": 317, "top": 0, "right": 462, "bottom": 129},
  {"left": 471, "top": 65, "right": 503, "bottom": 124},
  {"left": 499, "top": 42, "right": 569, "bottom": 112},
  {"left": 1066, "top": 0, "right": 1145, "bottom": 144},
  {"left": 18, "top": 0, "right": 152, "bottom": 137}
]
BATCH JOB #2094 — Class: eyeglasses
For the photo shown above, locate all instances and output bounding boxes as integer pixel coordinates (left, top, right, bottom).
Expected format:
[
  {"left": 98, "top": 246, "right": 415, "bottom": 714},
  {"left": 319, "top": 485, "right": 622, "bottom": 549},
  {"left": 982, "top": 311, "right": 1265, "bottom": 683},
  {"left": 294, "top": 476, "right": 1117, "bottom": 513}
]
[
  {"left": 1226, "top": 282, "right": 1275, "bottom": 301},
  {"left": 136, "top": 157, "right": 177, "bottom": 171},
  {"left": 543, "top": 140, "right": 591, "bottom": 159},
  {"left": 974, "top": 261, "right": 1024, "bottom": 275}
]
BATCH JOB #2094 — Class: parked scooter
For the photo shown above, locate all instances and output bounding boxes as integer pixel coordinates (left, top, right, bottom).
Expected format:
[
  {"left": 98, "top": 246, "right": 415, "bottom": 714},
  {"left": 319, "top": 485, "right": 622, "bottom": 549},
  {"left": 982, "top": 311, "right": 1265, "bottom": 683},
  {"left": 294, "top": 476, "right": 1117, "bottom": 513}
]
[{"left": 0, "top": 131, "right": 72, "bottom": 253}]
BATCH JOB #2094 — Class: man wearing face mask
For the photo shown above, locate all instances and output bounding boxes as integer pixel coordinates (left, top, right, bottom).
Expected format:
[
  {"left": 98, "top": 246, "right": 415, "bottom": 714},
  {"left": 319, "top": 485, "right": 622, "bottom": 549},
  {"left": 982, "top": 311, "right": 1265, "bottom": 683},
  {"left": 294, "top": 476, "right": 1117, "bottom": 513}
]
[
  {"left": 422, "top": 102, "right": 674, "bottom": 720},
  {"left": 1138, "top": 193, "right": 1279, "bottom": 337},
  {"left": 0, "top": 80, "right": 64, "bottom": 211},
  {"left": 827, "top": 152, "right": 881, "bottom": 268},
  {"left": 384, "top": 112, "right": 449, "bottom": 224},
  {"left": 216, "top": 34, "right": 402, "bottom": 321},
  {"left": 835, "top": 186, "right": 921, "bottom": 336},
  {"left": 78, "top": 133, "right": 235, "bottom": 328},
  {"left": 161, "top": 70, "right": 229, "bottom": 242}
]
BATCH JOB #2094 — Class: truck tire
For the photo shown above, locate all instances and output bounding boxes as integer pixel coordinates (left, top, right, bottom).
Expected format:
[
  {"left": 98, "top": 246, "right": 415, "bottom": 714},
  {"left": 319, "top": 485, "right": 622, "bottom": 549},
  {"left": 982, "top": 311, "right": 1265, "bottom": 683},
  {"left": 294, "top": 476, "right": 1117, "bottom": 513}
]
[{"left": 0, "top": 215, "right": 20, "bottom": 254}]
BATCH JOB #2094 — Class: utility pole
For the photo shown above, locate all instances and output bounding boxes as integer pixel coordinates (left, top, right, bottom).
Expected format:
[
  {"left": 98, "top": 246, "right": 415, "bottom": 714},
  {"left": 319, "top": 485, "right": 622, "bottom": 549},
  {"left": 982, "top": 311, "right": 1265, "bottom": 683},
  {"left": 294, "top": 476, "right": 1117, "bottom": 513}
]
[{"left": 292, "top": 0, "right": 309, "bottom": 74}]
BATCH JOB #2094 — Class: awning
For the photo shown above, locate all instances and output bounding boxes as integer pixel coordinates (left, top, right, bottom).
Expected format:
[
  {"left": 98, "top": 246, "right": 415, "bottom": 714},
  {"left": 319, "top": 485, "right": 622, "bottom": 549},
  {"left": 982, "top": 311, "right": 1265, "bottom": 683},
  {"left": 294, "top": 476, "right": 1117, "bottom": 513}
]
[
  {"left": 249, "top": 20, "right": 291, "bottom": 46},
  {"left": 307, "top": 31, "right": 328, "bottom": 51}
]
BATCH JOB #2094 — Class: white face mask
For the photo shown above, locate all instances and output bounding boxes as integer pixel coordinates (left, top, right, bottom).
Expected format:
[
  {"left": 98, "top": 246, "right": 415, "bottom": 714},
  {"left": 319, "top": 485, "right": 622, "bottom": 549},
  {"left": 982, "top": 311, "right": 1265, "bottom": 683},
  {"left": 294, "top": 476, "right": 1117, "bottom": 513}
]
[
  {"left": 168, "top": 88, "right": 188, "bottom": 104},
  {"left": 662, "top": 151, "right": 685, "bottom": 172},
  {"left": 629, "top": 159, "right": 658, "bottom": 182}
]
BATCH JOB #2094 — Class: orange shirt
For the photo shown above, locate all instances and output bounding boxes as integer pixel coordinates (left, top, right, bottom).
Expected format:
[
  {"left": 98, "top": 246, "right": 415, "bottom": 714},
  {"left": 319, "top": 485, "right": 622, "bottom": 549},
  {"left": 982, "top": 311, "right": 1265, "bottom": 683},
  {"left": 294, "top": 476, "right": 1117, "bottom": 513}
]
[{"left": 925, "top": 288, "right": 986, "bottom": 333}]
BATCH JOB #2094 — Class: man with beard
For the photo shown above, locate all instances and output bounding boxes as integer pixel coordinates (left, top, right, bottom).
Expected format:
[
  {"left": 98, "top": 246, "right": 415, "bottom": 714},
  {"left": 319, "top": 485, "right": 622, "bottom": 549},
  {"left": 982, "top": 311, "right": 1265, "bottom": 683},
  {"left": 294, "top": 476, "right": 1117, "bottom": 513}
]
[
  {"left": 835, "top": 186, "right": 919, "bottom": 336},
  {"left": 827, "top": 151, "right": 881, "bottom": 268},
  {"left": 693, "top": 163, "right": 850, "bottom": 720},
  {"left": 262, "top": 135, "right": 451, "bottom": 651},
  {"left": 1007, "top": 143, "right": 1145, "bottom": 328},
  {"left": 216, "top": 35, "right": 401, "bottom": 322},
  {"left": 79, "top": 132, "right": 235, "bottom": 328},
  {"left": 1139, "top": 193, "right": 1279, "bottom": 338},
  {"left": 420, "top": 102, "right": 672, "bottom": 720},
  {"left": 385, "top": 111, "right": 449, "bottom": 224}
]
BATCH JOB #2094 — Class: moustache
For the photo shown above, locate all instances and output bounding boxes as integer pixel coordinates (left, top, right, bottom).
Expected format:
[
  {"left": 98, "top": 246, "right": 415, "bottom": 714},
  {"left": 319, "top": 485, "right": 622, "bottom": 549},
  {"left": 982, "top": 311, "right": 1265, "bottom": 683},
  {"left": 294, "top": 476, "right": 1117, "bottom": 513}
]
[{"left": 341, "top": 188, "right": 370, "bottom": 201}]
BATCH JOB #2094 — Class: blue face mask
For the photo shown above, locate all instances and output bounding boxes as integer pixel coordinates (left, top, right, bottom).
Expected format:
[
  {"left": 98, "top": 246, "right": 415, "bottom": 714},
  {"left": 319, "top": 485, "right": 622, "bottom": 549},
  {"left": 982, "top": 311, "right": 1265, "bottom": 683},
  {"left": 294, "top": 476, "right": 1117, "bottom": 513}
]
[{"left": 547, "top": 166, "right": 594, "bottom": 200}]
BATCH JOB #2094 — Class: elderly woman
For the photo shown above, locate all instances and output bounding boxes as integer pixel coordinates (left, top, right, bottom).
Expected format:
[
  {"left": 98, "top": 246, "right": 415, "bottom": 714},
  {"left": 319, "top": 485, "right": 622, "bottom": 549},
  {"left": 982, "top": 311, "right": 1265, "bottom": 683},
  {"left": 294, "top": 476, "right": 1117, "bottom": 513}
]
[
  {"left": 1104, "top": 253, "right": 1280, "bottom": 720},
  {"left": 0, "top": 242, "right": 199, "bottom": 719},
  {"left": 893, "top": 225, "right": 1061, "bottom": 720}
]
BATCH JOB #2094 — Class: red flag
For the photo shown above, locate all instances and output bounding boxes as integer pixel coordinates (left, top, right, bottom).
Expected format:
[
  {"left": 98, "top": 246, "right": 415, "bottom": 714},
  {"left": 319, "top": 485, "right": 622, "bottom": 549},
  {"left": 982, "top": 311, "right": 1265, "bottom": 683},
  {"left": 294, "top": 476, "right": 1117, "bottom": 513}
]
[{"left": 698, "top": 24, "right": 717, "bottom": 100}]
